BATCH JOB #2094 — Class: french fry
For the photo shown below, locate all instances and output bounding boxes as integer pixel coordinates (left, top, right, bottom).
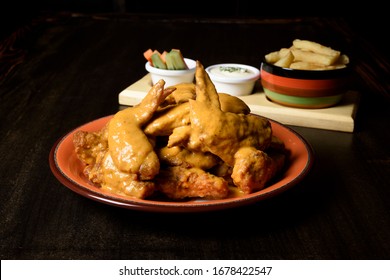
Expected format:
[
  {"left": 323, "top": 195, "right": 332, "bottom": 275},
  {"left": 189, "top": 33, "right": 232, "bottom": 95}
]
[
  {"left": 289, "top": 61, "right": 338, "bottom": 70},
  {"left": 278, "top": 48, "right": 291, "bottom": 57},
  {"left": 265, "top": 51, "right": 281, "bottom": 64},
  {"left": 290, "top": 48, "right": 339, "bottom": 66},
  {"left": 264, "top": 39, "right": 349, "bottom": 70},
  {"left": 265, "top": 48, "right": 292, "bottom": 64},
  {"left": 274, "top": 50, "right": 294, "bottom": 68},
  {"left": 292, "top": 39, "right": 340, "bottom": 57},
  {"left": 332, "top": 64, "right": 347, "bottom": 69},
  {"left": 336, "top": 54, "right": 350, "bottom": 65}
]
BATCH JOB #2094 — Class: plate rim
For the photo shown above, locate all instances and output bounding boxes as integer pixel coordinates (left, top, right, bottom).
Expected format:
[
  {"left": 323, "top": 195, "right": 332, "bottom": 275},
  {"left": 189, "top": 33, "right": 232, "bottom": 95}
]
[{"left": 49, "top": 115, "right": 314, "bottom": 213}]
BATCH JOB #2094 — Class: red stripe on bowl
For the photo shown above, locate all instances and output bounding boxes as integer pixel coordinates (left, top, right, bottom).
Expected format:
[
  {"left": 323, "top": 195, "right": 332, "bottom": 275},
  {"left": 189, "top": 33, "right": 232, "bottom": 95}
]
[
  {"left": 260, "top": 69, "right": 347, "bottom": 90},
  {"left": 261, "top": 79, "right": 347, "bottom": 97}
]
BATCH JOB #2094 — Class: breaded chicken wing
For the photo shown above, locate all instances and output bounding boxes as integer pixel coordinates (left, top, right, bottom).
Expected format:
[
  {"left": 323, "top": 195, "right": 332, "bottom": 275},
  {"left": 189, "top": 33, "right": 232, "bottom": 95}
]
[
  {"left": 73, "top": 125, "right": 108, "bottom": 165},
  {"left": 155, "top": 166, "right": 229, "bottom": 199},
  {"left": 231, "top": 147, "right": 277, "bottom": 194}
]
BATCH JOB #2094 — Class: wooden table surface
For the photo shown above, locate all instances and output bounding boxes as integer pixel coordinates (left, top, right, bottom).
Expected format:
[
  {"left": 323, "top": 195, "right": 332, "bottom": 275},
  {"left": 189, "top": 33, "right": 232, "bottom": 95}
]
[{"left": 1, "top": 14, "right": 390, "bottom": 260}]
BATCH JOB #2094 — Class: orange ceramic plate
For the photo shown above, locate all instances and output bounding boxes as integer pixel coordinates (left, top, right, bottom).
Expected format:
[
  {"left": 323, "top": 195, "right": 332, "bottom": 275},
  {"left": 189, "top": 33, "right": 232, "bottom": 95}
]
[{"left": 49, "top": 115, "right": 314, "bottom": 212}]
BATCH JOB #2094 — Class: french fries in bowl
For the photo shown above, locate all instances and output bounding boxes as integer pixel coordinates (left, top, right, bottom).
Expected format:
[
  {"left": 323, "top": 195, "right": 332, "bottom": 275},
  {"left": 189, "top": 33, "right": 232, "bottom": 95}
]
[{"left": 261, "top": 39, "right": 351, "bottom": 109}]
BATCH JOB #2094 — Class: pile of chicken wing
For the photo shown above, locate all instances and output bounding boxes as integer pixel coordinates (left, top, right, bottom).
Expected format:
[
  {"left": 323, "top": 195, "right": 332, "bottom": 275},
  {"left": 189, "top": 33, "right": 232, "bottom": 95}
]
[{"left": 73, "top": 61, "right": 288, "bottom": 200}]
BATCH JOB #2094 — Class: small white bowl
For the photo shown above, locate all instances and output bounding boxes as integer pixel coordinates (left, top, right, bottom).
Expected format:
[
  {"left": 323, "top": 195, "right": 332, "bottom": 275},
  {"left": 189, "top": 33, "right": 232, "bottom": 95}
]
[
  {"left": 145, "top": 58, "right": 196, "bottom": 87},
  {"left": 206, "top": 63, "right": 260, "bottom": 96}
]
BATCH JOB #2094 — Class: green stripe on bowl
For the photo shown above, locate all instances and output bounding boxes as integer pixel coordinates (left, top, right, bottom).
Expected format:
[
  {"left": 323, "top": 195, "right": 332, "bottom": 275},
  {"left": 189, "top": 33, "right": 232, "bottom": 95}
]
[
  {"left": 264, "top": 88, "right": 344, "bottom": 108},
  {"left": 261, "top": 79, "right": 347, "bottom": 97}
]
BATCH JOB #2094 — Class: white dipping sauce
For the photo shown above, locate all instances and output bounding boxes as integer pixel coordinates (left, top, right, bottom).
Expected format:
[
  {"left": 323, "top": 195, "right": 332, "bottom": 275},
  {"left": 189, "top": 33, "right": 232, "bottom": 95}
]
[{"left": 209, "top": 66, "right": 253, "bottom": 78}]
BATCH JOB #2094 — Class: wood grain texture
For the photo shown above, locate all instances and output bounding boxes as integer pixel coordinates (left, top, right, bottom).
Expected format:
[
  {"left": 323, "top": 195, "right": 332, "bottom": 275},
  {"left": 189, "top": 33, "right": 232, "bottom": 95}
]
[{"left": 1, "top": 14, "right": 390, "bottom": 260}]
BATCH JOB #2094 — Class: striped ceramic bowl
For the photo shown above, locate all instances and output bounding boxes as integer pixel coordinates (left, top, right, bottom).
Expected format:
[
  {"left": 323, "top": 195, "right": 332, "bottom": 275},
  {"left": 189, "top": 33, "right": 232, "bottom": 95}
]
[{"left": 260, "top": 61, "right": 351, "bottom": 109}]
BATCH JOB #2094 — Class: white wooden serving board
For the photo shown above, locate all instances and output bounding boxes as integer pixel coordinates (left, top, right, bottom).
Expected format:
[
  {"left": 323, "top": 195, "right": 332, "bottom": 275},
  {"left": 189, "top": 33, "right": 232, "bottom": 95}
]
[{"left": 118, "top": 74, "right": 360, "bottom": 132}]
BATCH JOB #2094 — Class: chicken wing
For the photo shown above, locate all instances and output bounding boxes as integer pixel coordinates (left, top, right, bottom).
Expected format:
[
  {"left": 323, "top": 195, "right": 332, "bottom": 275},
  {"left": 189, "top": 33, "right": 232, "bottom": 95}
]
[
  {"left": 74, "top": 79, "right": 175, "bottom": 198},
  {"left": 155, "top": 166, "right": 229, "bottom": 200},
  {"left": 188, "top": 61, "right": 272, "bottom": 166},
  {"left": 144, "top": 92, "right": 250, "bottom": 137},
  {"left": 157, "top": 145, "right": 219, "bottom": 170},
  {"left": 231, "top": 147, "right": 276, "bottom": 194},
  {"left": 108, "top": 79, "right": 174, "bottom": 180},
  {"left": 144, "top": 102, "right": 191, "bottom": 136},
  {"left": 73, "top": 125, "right": 108, "bottom": 166},
  {"left": 73, "top": 128, "right": 156, "bottom": 198}
]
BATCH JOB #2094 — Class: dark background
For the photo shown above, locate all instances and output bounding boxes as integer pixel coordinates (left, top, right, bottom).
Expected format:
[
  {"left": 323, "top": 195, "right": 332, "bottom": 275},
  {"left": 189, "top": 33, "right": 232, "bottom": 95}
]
[
  {"left": 2, "top": 0, "right": 390, "bottom": 261},
  {"left": 2, "top": 1, "right": 389, "bottom": 86},
  {"left": 1, "top": 0, "right": 387, "bottom": 52}
]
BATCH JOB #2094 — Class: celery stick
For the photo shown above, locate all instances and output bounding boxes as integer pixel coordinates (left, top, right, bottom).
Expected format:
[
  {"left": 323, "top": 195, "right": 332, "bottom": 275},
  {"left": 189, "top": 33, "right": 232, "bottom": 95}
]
[
  {"left": 165, "top": 52, "right": 175, "bottom": 70},
  {"left": 166, "top": 49, "right": 188, "bottom": 70},
  {"left": 151, "top": 52, "right": 167, "bottom": 69}
]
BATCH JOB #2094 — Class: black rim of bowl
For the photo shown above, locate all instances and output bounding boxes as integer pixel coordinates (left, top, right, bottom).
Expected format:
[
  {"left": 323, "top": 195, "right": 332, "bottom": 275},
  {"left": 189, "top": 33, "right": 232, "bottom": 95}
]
[{"left": 260, "top": 61, "right": 350, "bottom": 79}]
